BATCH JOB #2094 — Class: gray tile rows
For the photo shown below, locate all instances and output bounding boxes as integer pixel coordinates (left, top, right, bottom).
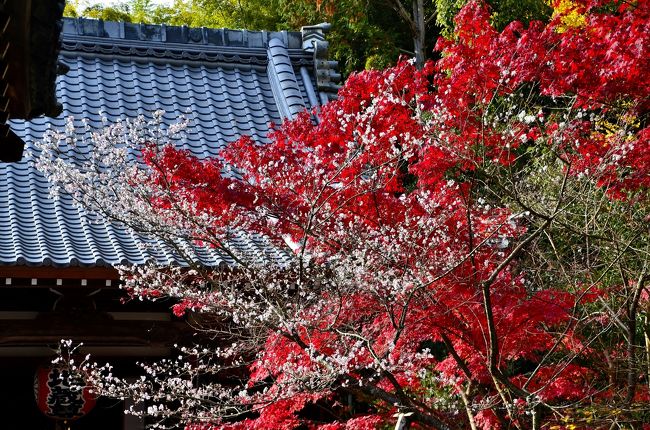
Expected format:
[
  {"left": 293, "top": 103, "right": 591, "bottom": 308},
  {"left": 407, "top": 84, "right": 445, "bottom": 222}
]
[{"left": 0, "top": 18, "right": 327, "bottom": 268}]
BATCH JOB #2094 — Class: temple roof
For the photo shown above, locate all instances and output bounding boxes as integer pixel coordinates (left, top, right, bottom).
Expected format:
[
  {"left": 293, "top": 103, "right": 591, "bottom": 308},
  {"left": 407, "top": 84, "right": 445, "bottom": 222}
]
[{"left": 0, "top": 17, "right": 339, "bottom": 268}]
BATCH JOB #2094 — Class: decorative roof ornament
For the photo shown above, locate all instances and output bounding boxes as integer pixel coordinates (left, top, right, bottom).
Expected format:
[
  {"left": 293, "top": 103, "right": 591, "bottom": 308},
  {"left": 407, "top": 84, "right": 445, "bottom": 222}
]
[{"left": 301, "top": 23, "right": 341, "bottom": 102}]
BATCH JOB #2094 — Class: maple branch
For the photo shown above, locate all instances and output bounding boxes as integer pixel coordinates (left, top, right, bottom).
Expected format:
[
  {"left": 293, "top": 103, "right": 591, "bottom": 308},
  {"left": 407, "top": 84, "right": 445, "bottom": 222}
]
[
  {"left": 481, "top": 166, "right": 571, "bottom": 407},
  {"left": 440, "top": 332, "right": 472, "bottom": 379},
  {"left": 524, "top": 233, "right": 644, "bottom": 397},
  {"left": 386, "top": 0, "right": 417, "bottom": 34}
]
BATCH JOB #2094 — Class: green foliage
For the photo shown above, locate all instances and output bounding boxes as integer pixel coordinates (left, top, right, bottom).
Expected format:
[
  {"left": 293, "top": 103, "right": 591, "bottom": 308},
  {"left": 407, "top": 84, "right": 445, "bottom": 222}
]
[
  {"left": 148, "top": 0, "right": 284, "bottom": 29},
  {"left": 63, "top": 3, "right": 79, "bottom": 18},
  {"left": 62, "top": 0, "right": 551, "bottom": 74},
  {"left": 83, "top": 4, "right": 133, "bottom": 22},
  {"left": 61, "top": 0, "right": 422, "bottom": 76},
  {"left": 554, "top": 403, "right": 650, "bottom": 429},
  {"left": 276, "top": 0, "right": 410, "bottom": 74},
  {"left": 64, "top": 0, "right": 134, "bottom": 22},
  {"left": 435, "top": 0, "right": 552, "bottom": 36},
  {"left": 419, "top": 370, "right": 463, "bottom": 413},
  {"left": 130, "top": 0, "right": 155, "bottom": 23},
  {"left": 490, "top": 0, "right": 552, "bottom": 29}
]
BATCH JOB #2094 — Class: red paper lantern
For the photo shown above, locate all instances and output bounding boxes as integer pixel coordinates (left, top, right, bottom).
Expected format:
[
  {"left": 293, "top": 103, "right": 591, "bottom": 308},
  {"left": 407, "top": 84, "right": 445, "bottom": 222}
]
[{"left": 34, "top": 365, "right": 96, "bottom": 421}]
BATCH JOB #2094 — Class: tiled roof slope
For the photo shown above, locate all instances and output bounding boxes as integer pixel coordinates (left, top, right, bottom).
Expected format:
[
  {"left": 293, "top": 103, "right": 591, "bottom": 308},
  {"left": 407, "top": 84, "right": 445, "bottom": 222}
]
[{"left": 0, "top": 18, "right": 339, "bottom": 268}]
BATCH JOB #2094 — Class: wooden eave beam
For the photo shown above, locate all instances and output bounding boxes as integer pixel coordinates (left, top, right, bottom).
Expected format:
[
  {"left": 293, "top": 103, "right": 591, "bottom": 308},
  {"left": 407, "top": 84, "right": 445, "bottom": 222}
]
[{"left": 0, "top": 266, "right": 120, "bottom": 282}]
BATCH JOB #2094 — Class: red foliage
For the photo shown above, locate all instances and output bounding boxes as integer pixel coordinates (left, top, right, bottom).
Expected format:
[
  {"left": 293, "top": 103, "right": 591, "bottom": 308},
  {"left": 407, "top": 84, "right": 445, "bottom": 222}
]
[{"left": 139, "top": 1, "right": 649, "bottom": 428}]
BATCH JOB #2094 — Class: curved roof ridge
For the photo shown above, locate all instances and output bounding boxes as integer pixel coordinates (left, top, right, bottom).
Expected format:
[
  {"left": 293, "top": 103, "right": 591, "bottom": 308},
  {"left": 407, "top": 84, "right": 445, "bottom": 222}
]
[
  {"left": 61, "top": 18, "right": 305, "bottom": 51},
  {"left": 267, "top": 38, "right": 306, "bottom": 120}
]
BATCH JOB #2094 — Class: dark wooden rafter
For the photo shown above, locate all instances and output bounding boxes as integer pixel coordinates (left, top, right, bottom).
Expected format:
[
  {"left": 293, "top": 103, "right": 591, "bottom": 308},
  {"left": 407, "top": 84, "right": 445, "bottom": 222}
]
[
  {"left": 0, "top": 315, "right": 187, "bottom": 346},
  {"left": 0, "top": 282, "right": 197, "bottom": 357}
]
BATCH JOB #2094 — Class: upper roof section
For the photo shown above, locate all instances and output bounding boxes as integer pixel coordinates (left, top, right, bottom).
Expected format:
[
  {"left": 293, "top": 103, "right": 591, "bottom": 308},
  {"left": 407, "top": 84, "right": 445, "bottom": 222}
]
[
  {"left": 0, "top": 18, "right": 340, "bottom": 269},
  {"left": 61, "top": 18, "right": 304, "bottom": 61},
  {"left": 59, "top": 18, "right": 340, "bottom": 105}
]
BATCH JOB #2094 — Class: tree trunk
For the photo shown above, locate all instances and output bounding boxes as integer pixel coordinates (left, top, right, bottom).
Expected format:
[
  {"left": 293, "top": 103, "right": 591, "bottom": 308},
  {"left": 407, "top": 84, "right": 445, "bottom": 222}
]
[
  {"left": 387, "top": 0, "right": 428, "bottom": 68},
  {"left": 412, "top": 0, "right": 426, "bottom": 69},
  {"left": 624, "top": 272, "right": 647, "bottom": 406}
]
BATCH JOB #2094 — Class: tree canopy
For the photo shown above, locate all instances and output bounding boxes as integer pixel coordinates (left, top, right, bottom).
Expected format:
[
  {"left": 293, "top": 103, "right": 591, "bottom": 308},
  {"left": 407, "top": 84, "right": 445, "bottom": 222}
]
[
  {"left": 41, "top": 0, "right": 650, "bottom": 428},
  {"left": 63, "top": 0, "right": 552, "bottom": 75},
  {"left": 64, "top": 0, "right": 416, "bottom": 74}
]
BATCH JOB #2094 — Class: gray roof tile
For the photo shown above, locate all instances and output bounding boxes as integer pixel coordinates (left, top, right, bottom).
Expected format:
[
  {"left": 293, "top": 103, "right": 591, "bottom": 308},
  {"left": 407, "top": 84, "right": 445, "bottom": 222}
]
[{"left": 1, "top": 18, "right": 339, "bottom": 269}]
